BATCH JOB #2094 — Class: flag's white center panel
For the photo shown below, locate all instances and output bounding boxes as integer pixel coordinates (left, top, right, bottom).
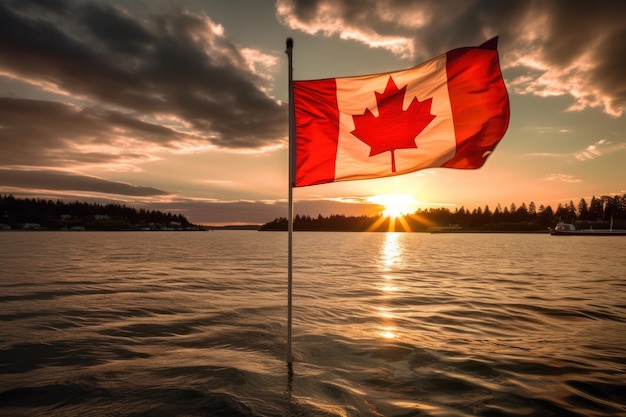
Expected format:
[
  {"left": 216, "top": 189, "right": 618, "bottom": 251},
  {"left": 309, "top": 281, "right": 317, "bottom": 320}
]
[{"left": 334, "top": 54, "right": 455, "bottom": 181}]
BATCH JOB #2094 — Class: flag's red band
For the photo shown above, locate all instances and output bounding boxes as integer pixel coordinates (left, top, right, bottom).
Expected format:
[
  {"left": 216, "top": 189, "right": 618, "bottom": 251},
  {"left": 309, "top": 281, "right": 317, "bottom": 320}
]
[
  {"left": 443, "top": 40, "right": 510, "bottom": 169},
  {"left": 294, "top": 79, "right": 340, "bottom": 187}
]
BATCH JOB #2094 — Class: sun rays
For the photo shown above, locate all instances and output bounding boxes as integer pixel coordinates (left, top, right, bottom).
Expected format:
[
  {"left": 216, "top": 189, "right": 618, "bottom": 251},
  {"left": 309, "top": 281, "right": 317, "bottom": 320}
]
[{"left": 365, "top": 193, "right": 437, "bottom": 232}]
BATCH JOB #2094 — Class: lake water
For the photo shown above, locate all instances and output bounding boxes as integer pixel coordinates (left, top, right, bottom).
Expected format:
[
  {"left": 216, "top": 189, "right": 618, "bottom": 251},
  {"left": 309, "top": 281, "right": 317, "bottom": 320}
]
[{"left": 0, "top": 231, "right": 625, "bottom": 416}]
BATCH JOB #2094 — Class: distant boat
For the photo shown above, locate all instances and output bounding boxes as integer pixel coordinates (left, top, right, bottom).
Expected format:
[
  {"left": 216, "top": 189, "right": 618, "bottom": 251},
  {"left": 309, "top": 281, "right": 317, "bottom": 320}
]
[{"left": 550, "top": 221, "right": 626, "bottom": 236}]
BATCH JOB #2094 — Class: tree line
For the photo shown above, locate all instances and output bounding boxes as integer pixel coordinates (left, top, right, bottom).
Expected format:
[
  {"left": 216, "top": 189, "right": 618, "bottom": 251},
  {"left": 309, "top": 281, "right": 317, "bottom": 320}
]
[
  {"left": 260, "top": 194, "right": 626, "bottom": 232},
  {"left": 0, "top": 195, "right": 200, "bottom": 230}
]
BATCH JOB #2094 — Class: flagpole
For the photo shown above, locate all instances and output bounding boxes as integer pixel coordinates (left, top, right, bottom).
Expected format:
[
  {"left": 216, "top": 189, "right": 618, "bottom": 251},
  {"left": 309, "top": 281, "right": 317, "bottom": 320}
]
[{"left": 285, "top": 37, "right": 295, "bottom": 367}]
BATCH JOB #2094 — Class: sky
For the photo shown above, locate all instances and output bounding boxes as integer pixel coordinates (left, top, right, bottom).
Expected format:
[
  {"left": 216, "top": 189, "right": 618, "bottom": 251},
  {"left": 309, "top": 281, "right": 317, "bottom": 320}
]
[{"left": 1, "top": 0, "right": 625, "bottom": 225}]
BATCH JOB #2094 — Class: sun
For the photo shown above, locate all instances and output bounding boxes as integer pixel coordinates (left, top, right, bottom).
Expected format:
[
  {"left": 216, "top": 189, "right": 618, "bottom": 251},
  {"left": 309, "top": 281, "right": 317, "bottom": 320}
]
[{"left": 368, "top": 194, "right": 416, "bottom": 217}]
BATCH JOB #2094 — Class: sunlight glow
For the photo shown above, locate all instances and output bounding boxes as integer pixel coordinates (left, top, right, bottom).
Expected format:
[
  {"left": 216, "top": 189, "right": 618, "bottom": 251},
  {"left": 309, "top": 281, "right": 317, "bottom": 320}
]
[
  {"left": 379, "top": 327, "right": 397, "bottom": 339},
  {"left": 368, "top": 193, "right": 417, "bottom": 217}
]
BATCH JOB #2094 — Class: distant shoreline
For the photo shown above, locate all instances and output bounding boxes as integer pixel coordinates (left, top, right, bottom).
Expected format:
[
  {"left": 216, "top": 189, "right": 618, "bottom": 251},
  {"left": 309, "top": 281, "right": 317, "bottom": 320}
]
[
  {"left": 259, "top": 229, "right": 550, "bottom": 234},
  {"left": 0, "top": 228, "right": 208, "bottom": 232},
  {"left": 1, "top": 227, "right": 552, "bottom": 233}
]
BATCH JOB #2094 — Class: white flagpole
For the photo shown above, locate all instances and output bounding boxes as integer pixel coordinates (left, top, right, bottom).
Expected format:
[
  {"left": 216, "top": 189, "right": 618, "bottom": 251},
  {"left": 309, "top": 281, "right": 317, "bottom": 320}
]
[{"left": 286, "top": 38, "right": 295, "bottom": 367}]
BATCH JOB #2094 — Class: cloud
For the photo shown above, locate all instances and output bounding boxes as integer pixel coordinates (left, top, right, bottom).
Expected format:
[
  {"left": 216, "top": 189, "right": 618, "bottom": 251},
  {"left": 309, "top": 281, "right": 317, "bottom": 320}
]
[
  {"left": 521, "top": 126, "right": 572, "bottom": 135},
  {"left": 0, "top": 167, "right": 383, "bottom": 223},
  {"left": 541, "top": 173, "right": 582, "bottom": 183},
  {"left": 276, "top": 0, "right": 626, "bottom": 117},
  {"left": 137, "top": 197, "right": 372, "bottom": 225},
  {"left": 0, "top": 0, "right": 287, "bottom": 172},
  {"left": 575, "top": 139, "right": 607, "bottom": 161},
  {"left": 573, "top": 139, "right": 626, "bottom": 161},
  {"left": 149, "top": 195, "right": 386, "bottom": 225},
  {"left": 522, "top": 152, "right": 563, "bottom": 158},
  {"left": 276, "top": 0, "right": 415, "bottom": 58},
  {"left": 0, "top": 97, "right": 181, "bottom": 169},
  {"left": 524, "top": 138, "right": 624, "bottom": 160},
  {"left": 0, "top": 169, "right": 171, "bottom": 196},
  {"left": 144, "top": 195, "right": 459, "bottom": 224},
  {"left": 147, "top": 199, "right": 286, "bottom": 225}
]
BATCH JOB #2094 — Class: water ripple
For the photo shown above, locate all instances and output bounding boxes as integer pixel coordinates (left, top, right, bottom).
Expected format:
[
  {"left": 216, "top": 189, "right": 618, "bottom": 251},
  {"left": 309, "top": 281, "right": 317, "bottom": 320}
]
[{"left": 1, "top": 231, "right": 625, "bottom": 416}]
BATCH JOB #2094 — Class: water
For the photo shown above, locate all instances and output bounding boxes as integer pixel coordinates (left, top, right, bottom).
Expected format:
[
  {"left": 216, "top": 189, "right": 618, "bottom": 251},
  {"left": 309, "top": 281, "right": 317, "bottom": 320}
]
[{"left": 0, "top": 231, "right": 625, "bottom": 416}]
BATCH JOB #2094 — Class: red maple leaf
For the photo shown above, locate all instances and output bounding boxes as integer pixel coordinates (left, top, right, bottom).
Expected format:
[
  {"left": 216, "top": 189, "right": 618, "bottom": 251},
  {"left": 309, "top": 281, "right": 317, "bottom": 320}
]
[{"left": 351, "top": 77, "right": 435, "bottom": 172}]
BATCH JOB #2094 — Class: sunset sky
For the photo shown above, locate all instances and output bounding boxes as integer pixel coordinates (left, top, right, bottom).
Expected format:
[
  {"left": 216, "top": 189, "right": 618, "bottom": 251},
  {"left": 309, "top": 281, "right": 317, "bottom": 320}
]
[{"left": 1, "top": 0, "right": 625, "bottom": 225}]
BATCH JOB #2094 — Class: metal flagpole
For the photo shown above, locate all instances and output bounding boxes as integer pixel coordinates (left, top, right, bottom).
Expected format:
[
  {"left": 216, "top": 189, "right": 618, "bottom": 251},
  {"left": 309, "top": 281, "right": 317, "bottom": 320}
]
[{"left": 285, "top": 37, "right": 295, "bottom": 367}]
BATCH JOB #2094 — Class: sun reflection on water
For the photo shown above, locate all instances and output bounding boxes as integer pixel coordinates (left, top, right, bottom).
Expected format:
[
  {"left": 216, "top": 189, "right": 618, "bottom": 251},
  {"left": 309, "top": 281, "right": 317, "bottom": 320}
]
[
  {"left": 376, "top": 233, "right": 405, "bottom": 340},
  {"left": 381, "top": 232, "right": 401, "bottom": 270},
  {"left": 380, "top": 327, "right": 397, "bottom": 339},
  {"left": 378, "top": 307, "right": 394, "bottom": 319}
]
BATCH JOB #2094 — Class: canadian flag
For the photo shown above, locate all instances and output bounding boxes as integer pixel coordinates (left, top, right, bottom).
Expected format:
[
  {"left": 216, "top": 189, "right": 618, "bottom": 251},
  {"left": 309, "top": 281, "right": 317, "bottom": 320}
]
[{"left": 293, "top": 37, "right": 510, "bottom": 187}]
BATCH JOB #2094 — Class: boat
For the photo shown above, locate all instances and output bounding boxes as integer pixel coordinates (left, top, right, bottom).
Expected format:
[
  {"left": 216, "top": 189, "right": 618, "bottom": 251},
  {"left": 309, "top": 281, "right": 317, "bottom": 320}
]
[{"left": 550, "top": 221, "right": 626, "bottom": 236}]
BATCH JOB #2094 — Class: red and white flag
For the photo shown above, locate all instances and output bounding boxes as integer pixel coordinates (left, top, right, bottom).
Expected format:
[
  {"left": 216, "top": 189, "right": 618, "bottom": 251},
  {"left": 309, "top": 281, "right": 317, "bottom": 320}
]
[{"left": 293, "top": 37, "right": 510, "bottom": 187}]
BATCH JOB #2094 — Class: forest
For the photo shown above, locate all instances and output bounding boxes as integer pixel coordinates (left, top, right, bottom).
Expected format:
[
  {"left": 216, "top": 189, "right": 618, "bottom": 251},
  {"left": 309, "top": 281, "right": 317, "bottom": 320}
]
[
  {"left": 3, "top": 194, "right": 625, "bottom": 232},
  {"left": 0, "top": 195, "right": 201, "bottom": 231},
  {"left": 260, "top": 194, "right": 626, "bottom": 232}
]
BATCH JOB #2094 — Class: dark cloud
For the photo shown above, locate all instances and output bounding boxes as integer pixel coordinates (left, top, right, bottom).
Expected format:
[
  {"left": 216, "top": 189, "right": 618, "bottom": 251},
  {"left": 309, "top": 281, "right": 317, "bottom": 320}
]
[
  {"left": 0, "top": 169, "right": 170, "bottom": 196},
  {"left": 145, "top": 197, "right": 381, "bottom": 225},
  {"left": 78, "top": 2, "right": 154, "bottom": 55},
  {"left": 0, "top": 186, "right": 380, "bottom": 224},
  {"left": 277, "top": 0, "right": 626, "bottom": 116},
  {"left": 149, "top": 199, "right": 286, "bottom": 225},
  {"left": 0, "top": 98, "right": 180, "bottom": 166},
  {"left": 0, "top": 0, "right": 286, "bottom": 167}
]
